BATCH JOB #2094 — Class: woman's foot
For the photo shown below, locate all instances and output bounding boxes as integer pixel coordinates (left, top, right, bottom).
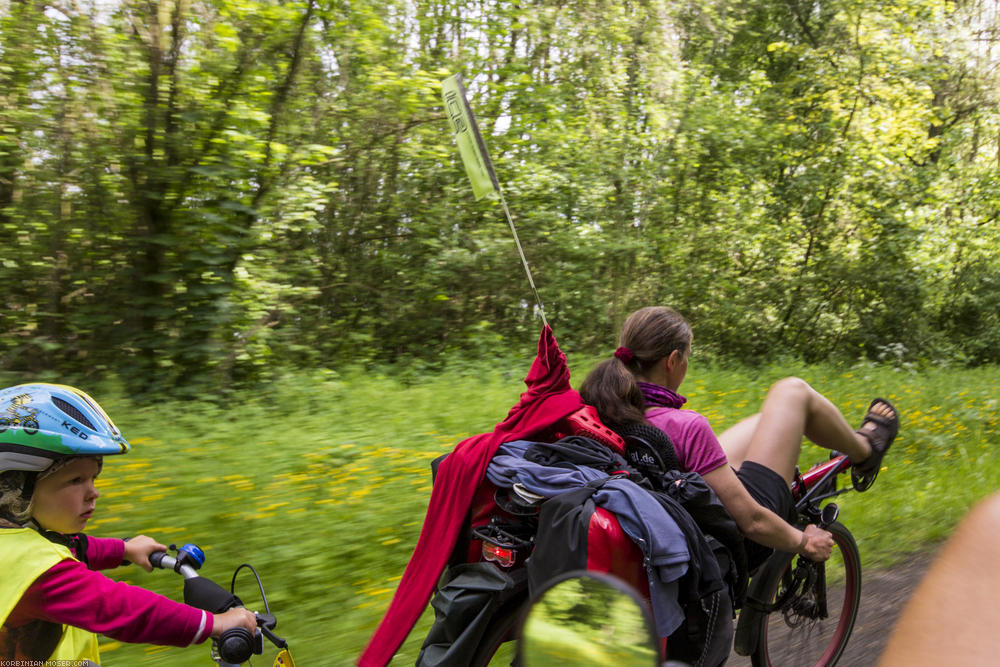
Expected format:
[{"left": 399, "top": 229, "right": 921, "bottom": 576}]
[{"left": 852, "top": 398, "right": 900, "bottom": 475}]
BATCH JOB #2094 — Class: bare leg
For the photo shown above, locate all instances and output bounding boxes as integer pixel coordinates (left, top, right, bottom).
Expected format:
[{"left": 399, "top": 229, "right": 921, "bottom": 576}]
[
  {"left": 719, "top": 377, "right": 876, "bottom": 484},
  {"left": 718, "top": 414, "right": 760, "bottom": 469}
]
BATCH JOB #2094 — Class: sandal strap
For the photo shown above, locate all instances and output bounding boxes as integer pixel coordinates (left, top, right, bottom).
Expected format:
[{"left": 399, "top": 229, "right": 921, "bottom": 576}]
[
  {"left": 853, "top": 398, "right": 899, "bottom": 477},
  {"left": 860, "top": 411, "right": 897, "bottom": 430}
]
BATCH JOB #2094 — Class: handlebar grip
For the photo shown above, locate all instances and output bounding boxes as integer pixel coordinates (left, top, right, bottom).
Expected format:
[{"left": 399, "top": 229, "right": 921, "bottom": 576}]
[
  {"left": 217, "top": 626, "right": 260, "bottom": 664},
  {"left": 149, "top": 551, "right": 169, "bottom": 569}
]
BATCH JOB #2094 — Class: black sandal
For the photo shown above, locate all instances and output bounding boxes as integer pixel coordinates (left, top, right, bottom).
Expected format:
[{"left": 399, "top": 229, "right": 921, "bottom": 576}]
[{"left": 851, "top": 398, "right": 899, "bottom": 491}]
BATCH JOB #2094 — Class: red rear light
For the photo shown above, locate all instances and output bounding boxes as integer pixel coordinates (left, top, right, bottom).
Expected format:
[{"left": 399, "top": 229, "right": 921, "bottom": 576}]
[
  {"left": 482, "top": 541, "right": 517, "bottom": 568},
  {"left": 472, "top": 519, "right": 534, "bottom": 568}
]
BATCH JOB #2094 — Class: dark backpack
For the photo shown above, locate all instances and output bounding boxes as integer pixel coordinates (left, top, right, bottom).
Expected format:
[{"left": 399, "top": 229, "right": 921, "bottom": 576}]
[{"left": 614, "top": 422, "right": 748, "bottom": 609}]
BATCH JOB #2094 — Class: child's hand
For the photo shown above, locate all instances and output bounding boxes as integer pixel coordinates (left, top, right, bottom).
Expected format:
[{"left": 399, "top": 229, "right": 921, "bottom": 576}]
[
  {"left": 211, "top": 607, "right": 258, "bottom": 637},
  {"left": 123, "top": 534, "right": 168, "bottom": 571}
]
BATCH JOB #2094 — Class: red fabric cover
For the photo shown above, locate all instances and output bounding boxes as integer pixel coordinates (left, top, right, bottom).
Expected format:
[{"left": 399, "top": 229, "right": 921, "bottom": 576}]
[{"left": 357, "top": 326, "right": 584, "bottom": 666}]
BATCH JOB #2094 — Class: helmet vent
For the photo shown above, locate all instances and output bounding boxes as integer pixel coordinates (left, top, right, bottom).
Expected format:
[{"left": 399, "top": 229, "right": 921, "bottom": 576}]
[{"left": 52, "top": 397, "right": 96, "bottom": 431}]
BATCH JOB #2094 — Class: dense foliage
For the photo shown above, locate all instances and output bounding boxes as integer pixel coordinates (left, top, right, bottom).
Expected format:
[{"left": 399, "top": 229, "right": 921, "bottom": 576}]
[{"left": 2, "top": 0, "right": 999, "bottom": 394}]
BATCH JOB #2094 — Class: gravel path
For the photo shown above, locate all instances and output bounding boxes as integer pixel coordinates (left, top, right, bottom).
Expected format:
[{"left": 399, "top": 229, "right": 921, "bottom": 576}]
[{"left": 726, "top": 549, "right": 939, "bottom": 666}]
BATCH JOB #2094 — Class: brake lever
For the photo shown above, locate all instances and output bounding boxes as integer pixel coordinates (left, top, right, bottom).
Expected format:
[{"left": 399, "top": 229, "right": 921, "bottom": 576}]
[{"left": 260, "top": 625, "right": 288, "bottom": 649}]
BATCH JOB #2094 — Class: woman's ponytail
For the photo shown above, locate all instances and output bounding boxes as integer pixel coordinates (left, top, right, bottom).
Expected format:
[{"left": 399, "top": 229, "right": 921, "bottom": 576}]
[{"left": 579, "top": 357, "right": 647, "bottom": 426}]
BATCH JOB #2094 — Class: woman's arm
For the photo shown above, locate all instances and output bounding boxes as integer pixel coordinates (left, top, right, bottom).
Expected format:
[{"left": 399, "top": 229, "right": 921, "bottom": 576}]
[{"left": 701, "top": 464, "right": 833, "bottom": 560}]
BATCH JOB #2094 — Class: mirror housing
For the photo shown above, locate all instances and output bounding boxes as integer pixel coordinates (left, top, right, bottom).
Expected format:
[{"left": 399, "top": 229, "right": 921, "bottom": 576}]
[{"left": 820, "top": 502, "right": 840, "bottom": 528}]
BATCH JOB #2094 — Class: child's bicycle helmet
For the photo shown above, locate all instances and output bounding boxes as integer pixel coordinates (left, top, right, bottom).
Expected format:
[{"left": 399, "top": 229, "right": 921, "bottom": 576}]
[{"left": 0, "top": 383, "right": 130, "bottom": 474}]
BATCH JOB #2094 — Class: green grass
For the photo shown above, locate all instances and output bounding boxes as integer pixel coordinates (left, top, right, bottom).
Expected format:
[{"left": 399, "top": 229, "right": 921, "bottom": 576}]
[{"left": 62, "top": 358, "right": 998, "bottom": 665}]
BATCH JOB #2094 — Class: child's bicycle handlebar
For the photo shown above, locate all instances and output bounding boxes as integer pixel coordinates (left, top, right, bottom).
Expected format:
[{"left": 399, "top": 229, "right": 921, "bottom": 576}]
[{"left": 150, "top": 543, "right": 290, "bottom": 667}]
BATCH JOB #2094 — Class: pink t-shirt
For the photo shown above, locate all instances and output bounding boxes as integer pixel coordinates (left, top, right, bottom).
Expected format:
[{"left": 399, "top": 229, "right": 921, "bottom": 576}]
[{"left": 645, "top": 406, "right": 729, "bottom": 476}]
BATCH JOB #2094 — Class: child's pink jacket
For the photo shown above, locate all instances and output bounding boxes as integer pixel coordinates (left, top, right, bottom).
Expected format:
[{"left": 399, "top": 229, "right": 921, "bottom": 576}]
[{"left": 5, "top": 535, "right": 212, "bottom": 646}]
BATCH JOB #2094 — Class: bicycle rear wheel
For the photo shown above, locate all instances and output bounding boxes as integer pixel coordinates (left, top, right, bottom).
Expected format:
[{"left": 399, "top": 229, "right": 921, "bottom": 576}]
[{"left": 750, "top": 521, "right": 861, "bottom": 667}]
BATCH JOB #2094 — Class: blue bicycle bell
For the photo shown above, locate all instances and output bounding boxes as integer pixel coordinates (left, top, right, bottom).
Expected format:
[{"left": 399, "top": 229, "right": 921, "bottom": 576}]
[{"left": 177, "top": 543, "right": 206, "bottom": 570}]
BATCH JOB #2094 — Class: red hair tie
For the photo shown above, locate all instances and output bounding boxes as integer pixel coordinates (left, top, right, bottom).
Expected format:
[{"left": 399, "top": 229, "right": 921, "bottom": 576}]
[{"left": 614, "top": 346, "right": 635, "bottom": 364}]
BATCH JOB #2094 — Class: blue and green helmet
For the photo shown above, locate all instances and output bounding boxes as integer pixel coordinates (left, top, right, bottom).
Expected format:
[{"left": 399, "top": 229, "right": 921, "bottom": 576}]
[{"left": 0, "top": 383, "right": 130, "bottom": 474}]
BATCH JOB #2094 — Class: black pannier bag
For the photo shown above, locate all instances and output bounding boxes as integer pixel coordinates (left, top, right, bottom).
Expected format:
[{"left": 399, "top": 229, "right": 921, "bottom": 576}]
[{"left": 417, "top": 562, "right": 528, "bottom": 666}]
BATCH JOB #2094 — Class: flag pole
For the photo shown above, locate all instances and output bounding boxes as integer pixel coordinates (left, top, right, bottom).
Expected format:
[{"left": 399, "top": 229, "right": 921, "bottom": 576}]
[
  {"left": 442, "top": 74, "right": 547, "bottom": 328},
  {"left": 497, "top": 190, "right": 547, "bottom": 328}
]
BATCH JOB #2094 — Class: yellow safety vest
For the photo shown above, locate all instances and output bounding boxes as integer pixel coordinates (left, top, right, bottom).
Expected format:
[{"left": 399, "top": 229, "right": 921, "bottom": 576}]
[{"left": 0, "top": 528, "right": 101, "bottom": 665}]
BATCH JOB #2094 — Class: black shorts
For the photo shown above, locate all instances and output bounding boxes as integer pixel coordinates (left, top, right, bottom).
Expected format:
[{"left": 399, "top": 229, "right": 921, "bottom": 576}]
[{"left": 736, "top": 460, "right": 797, "bottom": 571}]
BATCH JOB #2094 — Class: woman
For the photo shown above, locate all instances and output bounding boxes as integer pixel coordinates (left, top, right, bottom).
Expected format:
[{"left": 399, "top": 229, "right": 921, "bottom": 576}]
[
  {"left": 0, "top": 383, "right": 256, "bottom": 665},
  {"left": 580, "top": 306, "right": 899, "bottom": 567}
]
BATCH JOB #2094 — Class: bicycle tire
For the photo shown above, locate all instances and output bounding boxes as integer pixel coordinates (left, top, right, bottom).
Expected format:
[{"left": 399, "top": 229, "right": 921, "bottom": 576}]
[
  {"left": 467, "top": 592, "right": 529, "bottom": 667},
  {"left": 750, "top": 521, "right": 861, "bottom": 667}
]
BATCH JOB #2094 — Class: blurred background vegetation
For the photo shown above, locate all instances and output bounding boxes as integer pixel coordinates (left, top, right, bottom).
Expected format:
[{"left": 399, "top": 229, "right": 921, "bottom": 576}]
[
  {"left": 2, "top": 0, "right": 1000, "bottom": 664},
  {"left": 2, "top": 0, "right": 999, "bottom": 397}
]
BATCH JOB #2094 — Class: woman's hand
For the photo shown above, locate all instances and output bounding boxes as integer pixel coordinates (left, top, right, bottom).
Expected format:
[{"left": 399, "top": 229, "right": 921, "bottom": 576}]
[
  {"left": 211, "top": 607, "right": 259, "bottom": 637},
  {"left": 798, "top": 524, "right": 834, "bottom": 561},
  {"left": 123, "top": 534, "right": 168, "bottom": 571}
]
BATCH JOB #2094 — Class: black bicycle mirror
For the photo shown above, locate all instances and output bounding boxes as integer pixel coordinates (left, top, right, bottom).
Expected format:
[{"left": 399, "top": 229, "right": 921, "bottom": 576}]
[
  {"left": 516, "top": 570, "right": 659, "bottom": 666},
  {"left": 820, "top": 503, "right": 840, "bottom": 528}
]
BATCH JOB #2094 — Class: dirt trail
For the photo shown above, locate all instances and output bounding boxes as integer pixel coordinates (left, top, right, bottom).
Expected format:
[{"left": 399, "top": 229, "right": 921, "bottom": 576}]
[{"left": 726, "top": 549, "right": 939, "bottom": 666}]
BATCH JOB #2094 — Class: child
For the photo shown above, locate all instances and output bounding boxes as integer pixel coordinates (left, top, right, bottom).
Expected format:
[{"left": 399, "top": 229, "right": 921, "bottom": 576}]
[{"left": 0, "top": 383, "right": 257, "bottom": 664}]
